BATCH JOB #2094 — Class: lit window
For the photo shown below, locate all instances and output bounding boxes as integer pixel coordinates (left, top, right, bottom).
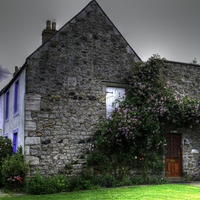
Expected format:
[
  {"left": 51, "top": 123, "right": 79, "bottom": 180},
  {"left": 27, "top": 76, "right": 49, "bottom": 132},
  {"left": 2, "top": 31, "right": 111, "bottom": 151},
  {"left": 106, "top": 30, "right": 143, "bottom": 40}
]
[{"left": 106, "top": 87, "right": 125, "bottom": 119}]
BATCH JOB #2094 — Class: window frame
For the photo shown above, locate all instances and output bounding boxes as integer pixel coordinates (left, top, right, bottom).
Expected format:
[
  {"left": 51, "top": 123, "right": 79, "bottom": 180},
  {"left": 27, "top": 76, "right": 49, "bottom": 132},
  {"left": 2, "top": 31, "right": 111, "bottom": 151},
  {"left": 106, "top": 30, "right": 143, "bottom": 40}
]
[
  {"left": 106, "top": 87, "right": 126, "bottom": 119},
  {"left": 5, "top": 90, "right": 9, "bottom": 122},
  {"left": 14, "top": 78, "right": 19, "bottom": 117},
  {"left": 13, "top": 128, "right": 18, "bottom": 154},
  {"left": 4, "top": 133, "right": 8, "bottom": 139}
]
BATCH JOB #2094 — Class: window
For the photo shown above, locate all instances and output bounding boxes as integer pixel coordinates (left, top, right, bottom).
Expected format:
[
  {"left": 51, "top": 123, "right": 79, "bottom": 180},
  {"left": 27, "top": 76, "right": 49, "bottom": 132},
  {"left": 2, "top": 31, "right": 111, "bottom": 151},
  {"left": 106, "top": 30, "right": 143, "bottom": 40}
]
[
  {"left": 14, "top": 79, "right": 19, "bottom": 116},
  {"left": 4, "top": 133, "right": 8, "bottom": 139},
  {"left": 106, "top": 87, "right": 125, "bottom": 119},
  {"left": 13, "top": 128, "right": 18, "bottom": 154},
  {"left": 5, "top": 91, "right": 9, "bottom": 122}
]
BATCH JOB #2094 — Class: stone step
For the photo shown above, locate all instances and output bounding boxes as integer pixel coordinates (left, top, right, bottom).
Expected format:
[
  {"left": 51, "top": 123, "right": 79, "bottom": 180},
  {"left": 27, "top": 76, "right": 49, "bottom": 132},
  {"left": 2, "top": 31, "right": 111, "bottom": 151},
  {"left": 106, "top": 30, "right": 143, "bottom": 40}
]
[{"left": 167, "top": 177, "right": 185, "bottom": 183}]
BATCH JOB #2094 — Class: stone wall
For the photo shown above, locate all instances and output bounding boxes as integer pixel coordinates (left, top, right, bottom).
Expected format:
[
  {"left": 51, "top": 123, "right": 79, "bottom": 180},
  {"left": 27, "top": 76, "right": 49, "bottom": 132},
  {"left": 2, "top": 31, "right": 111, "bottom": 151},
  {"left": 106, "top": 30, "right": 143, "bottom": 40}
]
[
  {"left": 162, "top": 61, "right": 200, "bottom": 180},
  {"left": 23, "top": 1, "right": 200, "bottom": 178},
  {"left": 24, "top": 1, "right": 139, "bottom": 176},
  {"left": 163, "top": 126, "right": 200, "bottom": 180},
  {"left": 162, "top": 61, "right": 200, "bottom": 98},
  {"left": 181, "top": 127, "right": 200, "bottom": 180}
]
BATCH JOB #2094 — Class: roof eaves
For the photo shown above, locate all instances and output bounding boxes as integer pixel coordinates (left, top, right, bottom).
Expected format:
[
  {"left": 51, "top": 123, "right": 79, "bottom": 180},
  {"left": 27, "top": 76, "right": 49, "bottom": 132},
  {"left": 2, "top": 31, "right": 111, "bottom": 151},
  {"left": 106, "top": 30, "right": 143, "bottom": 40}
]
[
  {"left": 0, "top": 63, "right": 26, "bottom": 95},
  {"left": 166, "top": 60, "right": 200, "bottom": 67}
]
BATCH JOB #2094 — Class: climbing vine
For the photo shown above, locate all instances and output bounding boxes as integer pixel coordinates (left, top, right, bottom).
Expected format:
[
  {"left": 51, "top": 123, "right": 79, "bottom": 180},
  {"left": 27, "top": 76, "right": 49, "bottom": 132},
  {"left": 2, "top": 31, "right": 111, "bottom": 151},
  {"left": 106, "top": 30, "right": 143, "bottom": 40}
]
[{"left": 87, "top": 55, "right": 200, "bottom": 181}]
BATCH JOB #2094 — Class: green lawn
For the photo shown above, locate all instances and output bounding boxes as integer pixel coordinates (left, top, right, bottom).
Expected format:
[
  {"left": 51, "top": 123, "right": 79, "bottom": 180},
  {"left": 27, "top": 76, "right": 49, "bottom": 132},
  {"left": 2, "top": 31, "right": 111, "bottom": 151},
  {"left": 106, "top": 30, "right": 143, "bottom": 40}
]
[{"left": 1, "top": 184, "right": 200, "bottom": 200}]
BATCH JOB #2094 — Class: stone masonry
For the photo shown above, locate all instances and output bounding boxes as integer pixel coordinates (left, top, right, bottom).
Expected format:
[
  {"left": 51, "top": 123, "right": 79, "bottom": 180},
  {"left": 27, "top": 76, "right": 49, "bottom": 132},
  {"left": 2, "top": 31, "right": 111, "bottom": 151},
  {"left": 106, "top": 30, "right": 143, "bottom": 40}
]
[
  {"left": 21, "top": 0, "right": 200, "bottom": 179},
  {"left": 24, "top": 1, "right": 139, "bottom": 176},
  {"left": 162, "top": 61, "right": 200, "bottom": 180}
]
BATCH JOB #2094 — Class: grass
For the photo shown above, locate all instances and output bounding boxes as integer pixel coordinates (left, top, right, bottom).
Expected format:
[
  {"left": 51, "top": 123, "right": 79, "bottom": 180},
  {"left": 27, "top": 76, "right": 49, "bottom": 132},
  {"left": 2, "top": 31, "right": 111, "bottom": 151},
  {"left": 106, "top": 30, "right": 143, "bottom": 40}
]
[{"left": 1, "top": 184, "right": 200, "bottom": 200}]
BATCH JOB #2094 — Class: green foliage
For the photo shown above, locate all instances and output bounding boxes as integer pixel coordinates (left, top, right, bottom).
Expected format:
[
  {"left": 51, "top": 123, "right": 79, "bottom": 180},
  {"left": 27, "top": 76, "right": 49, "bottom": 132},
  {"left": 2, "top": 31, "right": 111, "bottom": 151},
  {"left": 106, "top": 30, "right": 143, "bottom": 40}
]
[
  {"left": 1, "top": 146, "right": 29, "bottom": 191},
  {"left": 0, "top": 136, "right": 13, "bottom": 187},
  {"left": 0, "top": 136, "right": 13, "bottom": 165},
  {"left": 98, "top": 174, "right": 117, "bottom": 188},
  {"left": 68, "top": 173, "right": 93, "bottom": 191},
  {"left": 87, "top": 55, "right": 200, "bottom": 180},
  {"left": 26, "top": 171, "right": 45, "bottom": 195},
  {"left": 26, "top": 172, "right": 69, "bottom": 195},
  {"left": 130, "top": 176, "right": 167, "bottom": 185},
  {"left": 26, "top": 170, "right": 125, "bottom": 195},
  {"left": 26, "top": 170, "right": 100, "bottom": 195}
]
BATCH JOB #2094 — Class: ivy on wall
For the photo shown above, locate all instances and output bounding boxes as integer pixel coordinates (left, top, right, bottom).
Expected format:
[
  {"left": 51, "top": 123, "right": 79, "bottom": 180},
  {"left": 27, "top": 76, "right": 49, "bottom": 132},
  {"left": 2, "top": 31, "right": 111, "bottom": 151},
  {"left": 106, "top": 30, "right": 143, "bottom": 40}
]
[{"left": 87, "top": 55, "right": 200, "bottom": 181}]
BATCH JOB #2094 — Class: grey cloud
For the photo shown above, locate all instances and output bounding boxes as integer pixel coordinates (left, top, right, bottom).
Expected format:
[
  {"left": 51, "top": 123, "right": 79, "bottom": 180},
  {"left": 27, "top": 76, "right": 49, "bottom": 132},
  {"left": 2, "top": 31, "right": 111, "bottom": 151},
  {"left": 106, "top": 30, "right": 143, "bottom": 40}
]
[{"left": 0, "top": 65, "right": 11, "bottom": 82}]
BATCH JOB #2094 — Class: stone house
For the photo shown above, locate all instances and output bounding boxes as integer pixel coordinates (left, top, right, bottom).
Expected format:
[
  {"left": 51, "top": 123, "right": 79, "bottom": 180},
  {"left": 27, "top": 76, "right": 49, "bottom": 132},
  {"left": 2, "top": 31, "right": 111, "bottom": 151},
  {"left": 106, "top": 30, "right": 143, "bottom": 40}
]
[{"left": 0, "top": 0, "right": 200, "bottom": 180}]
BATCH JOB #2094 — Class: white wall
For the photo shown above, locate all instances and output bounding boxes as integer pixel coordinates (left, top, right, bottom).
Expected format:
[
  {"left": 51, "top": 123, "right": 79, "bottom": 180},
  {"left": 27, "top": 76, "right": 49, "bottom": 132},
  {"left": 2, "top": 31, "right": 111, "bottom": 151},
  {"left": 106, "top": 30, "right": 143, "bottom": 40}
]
[
  {"left": 4, "top": 68, "right": 26, "bottom": 152},
  {"left": 0, "top": 94, "right": 3, "bottom": 136}
]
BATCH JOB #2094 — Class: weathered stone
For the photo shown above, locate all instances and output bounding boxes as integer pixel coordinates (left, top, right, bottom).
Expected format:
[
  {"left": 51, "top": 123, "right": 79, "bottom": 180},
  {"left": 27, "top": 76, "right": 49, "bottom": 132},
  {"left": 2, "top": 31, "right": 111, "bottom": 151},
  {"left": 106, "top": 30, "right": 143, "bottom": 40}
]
[
  {"left": 25, "top": 94, "right": 41, "bottom": 111},
  {"left": 25, "top": 137, "right": 40, "bottom": 145},
  {"left": 26, "top": 156, "right": 40, "bottom": 165},
  {"left": 25, "top": 121, "right": 36, "bottom": 131},
  {"left": 25, "top": 111, "right": 32, "bottom": 120}
]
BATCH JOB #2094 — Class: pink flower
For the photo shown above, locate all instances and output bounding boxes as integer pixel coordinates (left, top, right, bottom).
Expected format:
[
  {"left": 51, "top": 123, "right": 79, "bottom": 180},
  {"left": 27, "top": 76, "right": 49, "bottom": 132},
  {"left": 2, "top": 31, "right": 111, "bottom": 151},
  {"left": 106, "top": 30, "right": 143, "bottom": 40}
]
[{"left": 123, "top": 109, "right": 128, "bottom": 114}]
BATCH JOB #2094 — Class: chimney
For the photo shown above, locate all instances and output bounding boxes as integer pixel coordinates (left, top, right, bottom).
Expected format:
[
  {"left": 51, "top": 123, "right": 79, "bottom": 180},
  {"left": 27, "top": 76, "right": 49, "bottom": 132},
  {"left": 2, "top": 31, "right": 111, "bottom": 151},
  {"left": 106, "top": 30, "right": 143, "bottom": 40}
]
[
  {"left": 13, "top": 66, "right": 19, "bottom": 77},
  {"left": 52, "top": 19, "right": 56, "bottom": 30},
  {"left": 42, "top": 20, "right": 57, "bottom": 44}
]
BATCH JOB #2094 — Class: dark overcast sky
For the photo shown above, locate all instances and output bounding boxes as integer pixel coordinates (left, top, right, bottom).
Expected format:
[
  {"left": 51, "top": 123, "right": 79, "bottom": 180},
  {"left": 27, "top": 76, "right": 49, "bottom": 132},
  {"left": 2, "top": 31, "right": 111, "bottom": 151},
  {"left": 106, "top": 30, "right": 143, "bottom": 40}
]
[{"left": 1, "top": 0, "right": 200, "bottom": 89}]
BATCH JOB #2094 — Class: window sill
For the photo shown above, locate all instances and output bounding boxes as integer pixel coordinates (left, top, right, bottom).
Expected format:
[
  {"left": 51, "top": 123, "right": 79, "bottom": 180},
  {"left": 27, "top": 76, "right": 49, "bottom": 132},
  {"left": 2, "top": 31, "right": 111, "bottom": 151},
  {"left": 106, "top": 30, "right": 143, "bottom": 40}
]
[{"left": 13, "top": 112, "right": 19, "bottom": 118}]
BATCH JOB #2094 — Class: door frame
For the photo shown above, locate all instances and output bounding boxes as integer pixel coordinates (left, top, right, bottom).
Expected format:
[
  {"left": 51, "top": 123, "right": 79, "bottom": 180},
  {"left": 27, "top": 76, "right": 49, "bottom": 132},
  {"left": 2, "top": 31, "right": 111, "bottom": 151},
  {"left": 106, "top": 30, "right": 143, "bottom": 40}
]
[{"left": 165, "top": 134, "right": 183, "bottom": 177}]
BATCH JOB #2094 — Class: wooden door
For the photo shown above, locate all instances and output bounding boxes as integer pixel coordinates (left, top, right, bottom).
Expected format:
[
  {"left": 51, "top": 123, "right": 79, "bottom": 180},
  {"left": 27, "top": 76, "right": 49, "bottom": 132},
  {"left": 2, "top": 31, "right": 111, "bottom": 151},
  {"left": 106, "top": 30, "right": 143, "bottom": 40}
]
[{"left": 165, "top": 134, "right": 182, "bottom": 177}]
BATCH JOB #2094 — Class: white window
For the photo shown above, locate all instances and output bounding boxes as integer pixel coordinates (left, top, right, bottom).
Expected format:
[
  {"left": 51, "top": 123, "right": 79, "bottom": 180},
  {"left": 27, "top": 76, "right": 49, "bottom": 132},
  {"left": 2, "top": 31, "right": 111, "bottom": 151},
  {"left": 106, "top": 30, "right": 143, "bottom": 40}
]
[{"left": 106, "top": 87, "right": 125, "bottom": 119}]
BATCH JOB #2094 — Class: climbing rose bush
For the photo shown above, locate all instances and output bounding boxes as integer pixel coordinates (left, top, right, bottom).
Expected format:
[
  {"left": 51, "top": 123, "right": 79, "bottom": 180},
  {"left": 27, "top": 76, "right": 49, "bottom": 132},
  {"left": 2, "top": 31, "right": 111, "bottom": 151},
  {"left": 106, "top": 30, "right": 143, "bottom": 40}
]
[{"left": 88, "top": 55, "right": 200, "bottom": 180}]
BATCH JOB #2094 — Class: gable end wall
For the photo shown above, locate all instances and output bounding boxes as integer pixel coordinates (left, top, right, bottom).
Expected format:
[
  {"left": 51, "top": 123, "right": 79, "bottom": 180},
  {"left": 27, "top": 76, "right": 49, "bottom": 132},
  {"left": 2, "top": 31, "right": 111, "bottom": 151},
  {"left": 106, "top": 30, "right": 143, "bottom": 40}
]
[{"left": 24, "top": 1, "right": 139, "bottom": 176}]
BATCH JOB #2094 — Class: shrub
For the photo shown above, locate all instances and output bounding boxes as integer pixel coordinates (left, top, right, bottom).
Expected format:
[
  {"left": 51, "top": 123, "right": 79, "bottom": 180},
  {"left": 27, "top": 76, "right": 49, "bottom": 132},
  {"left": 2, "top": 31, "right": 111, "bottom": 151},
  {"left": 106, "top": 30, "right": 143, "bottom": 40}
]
[
  {"left": 0, "top": 136, "right": 13, "bottom": 165},
  {"left": 0, "top": 136, "right": 13, "bottom": 187},
  {"left": 26, "top": 170, "right": 103, "bottom": 195},
  {"left": 26, "top": 172, "right": 69, "bottom": 195},
  {"left": 1, "top": 146, "right": 29, "bottom": 191},
  {"left": 99, "top": 174, "right": 117, "bottom": 188},
  {"left": 26, "top": 171, "right": 45, "bottom": 195},
  {"left": 130, "top": 176, "right": 167, "bottom": 185},
  {"left": 67, "top": 170, "right": 97, "bottom": 191}
]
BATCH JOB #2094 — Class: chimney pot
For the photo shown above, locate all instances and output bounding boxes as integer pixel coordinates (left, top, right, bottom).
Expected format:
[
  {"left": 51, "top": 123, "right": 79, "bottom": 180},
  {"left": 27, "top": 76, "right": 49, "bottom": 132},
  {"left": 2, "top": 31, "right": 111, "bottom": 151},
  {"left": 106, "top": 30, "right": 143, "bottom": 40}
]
[
  {"left": 13, "top": 66, "right": 19, "bottom": 77},
  {"left": 52, "top": 19, "right": 56, "bottom": 30},
  {"left": 46, "top": 20, "right": 51, "bottom": 29},
  {"left": 15, "top": 66, "right": 18, "bottom": 71}
]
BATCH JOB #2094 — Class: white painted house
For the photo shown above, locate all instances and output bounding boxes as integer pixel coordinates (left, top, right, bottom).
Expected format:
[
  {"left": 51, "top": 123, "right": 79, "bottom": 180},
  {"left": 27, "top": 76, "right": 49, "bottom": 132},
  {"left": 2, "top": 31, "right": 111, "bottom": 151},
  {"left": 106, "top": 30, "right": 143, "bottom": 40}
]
[{"left": 0, "top": 68, "right": 26, "bottom": 153}]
